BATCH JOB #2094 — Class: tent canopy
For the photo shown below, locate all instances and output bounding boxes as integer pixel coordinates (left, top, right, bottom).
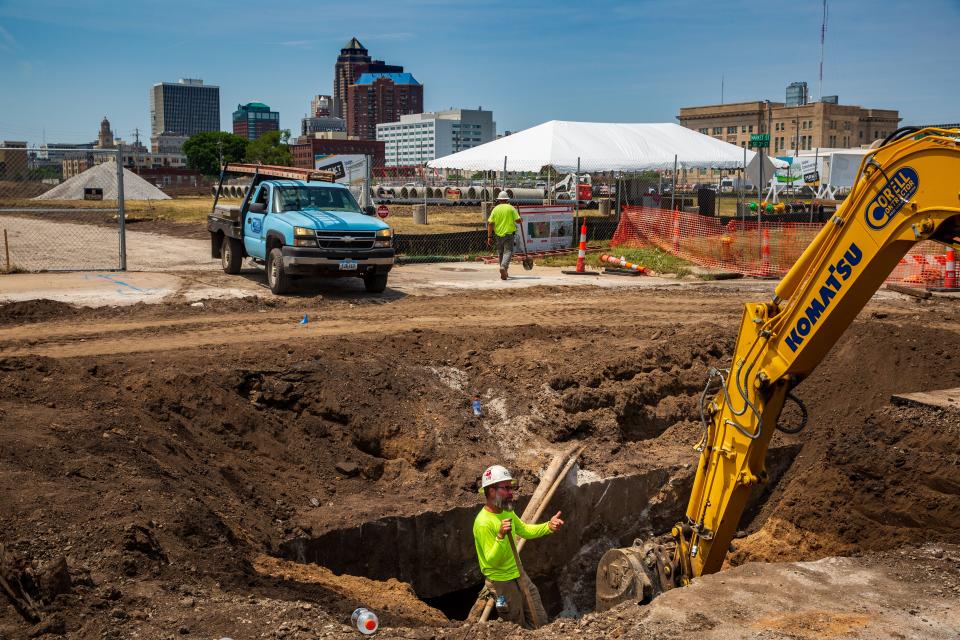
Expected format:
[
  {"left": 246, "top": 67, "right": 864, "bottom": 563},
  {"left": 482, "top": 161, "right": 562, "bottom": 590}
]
[{"left": 428, "top": 120, "right": 787, "bottom": 173}]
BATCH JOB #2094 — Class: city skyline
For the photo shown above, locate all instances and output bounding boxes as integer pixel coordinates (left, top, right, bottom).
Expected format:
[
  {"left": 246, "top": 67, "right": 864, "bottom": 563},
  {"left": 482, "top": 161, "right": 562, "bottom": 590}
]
[{"left": 1, "top": 0, "right": 958, "bottom": 148}]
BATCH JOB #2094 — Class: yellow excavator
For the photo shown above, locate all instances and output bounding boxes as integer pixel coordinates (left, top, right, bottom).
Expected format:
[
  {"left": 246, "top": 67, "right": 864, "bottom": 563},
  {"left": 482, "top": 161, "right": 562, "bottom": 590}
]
[{"left": 596, "top": 126, "right": 960, "bottom": 609}]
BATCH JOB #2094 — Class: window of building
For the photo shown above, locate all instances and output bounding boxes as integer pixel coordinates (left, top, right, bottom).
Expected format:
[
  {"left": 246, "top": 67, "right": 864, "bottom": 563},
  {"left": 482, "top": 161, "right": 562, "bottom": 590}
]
[
  {"left": 749, "top": 125, "right": 754, "bottom": 133},
  {"left": 712, "top": 127, "right": 722, "bottom": 134},
  {"left": 698, "top": 128, "right": 708, "bottom": 134},
  {"left": 727, "top": 126, "right": 736, "bottom": 134}
]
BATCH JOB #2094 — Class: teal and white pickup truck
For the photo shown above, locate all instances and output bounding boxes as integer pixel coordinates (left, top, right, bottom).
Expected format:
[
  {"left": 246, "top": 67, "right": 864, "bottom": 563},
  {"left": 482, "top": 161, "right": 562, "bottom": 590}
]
[{"left": 208, "top": 164, "right": 394, "bottom": 294}]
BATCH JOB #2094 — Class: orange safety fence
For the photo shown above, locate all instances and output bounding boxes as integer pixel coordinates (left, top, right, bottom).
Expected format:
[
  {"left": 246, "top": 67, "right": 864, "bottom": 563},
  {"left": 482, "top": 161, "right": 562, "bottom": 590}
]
[{"left": 612, "top": 205, "right": 952, "bottom": 287}]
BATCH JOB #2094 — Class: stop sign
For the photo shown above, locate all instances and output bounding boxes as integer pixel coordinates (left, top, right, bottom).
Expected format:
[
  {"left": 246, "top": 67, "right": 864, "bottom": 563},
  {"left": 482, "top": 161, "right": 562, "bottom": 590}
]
[{"left": 376, "top": 204, "right": 389, "bottom": 219}]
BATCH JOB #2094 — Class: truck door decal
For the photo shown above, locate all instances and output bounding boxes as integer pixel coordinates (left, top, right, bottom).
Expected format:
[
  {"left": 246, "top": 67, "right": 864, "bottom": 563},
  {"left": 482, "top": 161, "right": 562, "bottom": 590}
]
[{"left": 250, "top": 217, "right": 262, "bottom": 234}]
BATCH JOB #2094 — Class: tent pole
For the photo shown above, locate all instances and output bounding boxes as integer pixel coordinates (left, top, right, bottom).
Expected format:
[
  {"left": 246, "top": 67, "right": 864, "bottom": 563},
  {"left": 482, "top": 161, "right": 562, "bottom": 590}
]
[{"left": 502, "top": 156, "right": 507, "bottom": 194}]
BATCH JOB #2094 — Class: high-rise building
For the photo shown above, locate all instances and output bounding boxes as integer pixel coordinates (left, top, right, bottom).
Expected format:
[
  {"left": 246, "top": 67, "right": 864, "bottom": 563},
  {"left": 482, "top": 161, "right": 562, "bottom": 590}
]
[
  {"left": 377, "top": 108, "right": 495, "bottom": 167},
  {"left": 232, "top": 102, "right": 280, "bottom": 141},
  {"left": 311, "top": 95, "right": 334, "bottom": 117},
  {"left": 333, "top": 37, "right": 404, "bottom": 119},
  {"left": 786, "top": 81, "right": 809, "bottom": 107},
  {"left": 150, "top": 78, "right": 220, "bottom": 138},
  {"left": 346, "top": 72, "right": 423, "bottom": 141}
]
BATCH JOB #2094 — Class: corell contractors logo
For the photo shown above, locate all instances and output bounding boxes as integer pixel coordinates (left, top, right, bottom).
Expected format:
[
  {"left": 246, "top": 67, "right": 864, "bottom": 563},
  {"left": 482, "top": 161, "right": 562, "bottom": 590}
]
[{"left": 864, "top": 166, "right": 918, "bottom": 231}]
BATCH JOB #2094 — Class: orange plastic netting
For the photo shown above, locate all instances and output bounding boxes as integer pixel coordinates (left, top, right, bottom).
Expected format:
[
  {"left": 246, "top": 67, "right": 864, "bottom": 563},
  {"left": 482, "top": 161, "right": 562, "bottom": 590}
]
[{"left": 611, "top": 206, "right": 950, "bottom": 286}]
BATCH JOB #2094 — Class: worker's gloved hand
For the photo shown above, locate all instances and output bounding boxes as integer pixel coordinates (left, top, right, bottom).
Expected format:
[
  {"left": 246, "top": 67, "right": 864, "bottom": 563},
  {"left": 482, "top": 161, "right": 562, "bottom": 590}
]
[
  {"left": 497, "top": 519, "right": 512, "bottom": 539},
  {"left": 487, "top": 237, "right": 493, "bottom": 248},
  {"left": 548, "top": 511, "right": 564, "bottom": 532}
]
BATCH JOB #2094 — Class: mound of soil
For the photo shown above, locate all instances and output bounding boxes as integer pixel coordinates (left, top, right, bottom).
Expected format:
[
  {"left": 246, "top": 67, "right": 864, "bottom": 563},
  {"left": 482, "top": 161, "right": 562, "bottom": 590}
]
[{"left": 0, "top": 299, "right": 80, "bottom": 326}]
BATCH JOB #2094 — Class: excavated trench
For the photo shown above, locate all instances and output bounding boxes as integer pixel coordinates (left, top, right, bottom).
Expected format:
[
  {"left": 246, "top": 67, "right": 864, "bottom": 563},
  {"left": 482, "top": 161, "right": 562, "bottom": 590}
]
[{"left": 280, "top": 445, "right": 801, "bottom": 620}]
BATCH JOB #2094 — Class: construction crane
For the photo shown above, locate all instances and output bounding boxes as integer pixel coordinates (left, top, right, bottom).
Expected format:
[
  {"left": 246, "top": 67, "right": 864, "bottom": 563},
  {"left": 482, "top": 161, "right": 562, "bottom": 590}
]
[{"left": 595, "top": 126, "right": 960, "bottom": 609}]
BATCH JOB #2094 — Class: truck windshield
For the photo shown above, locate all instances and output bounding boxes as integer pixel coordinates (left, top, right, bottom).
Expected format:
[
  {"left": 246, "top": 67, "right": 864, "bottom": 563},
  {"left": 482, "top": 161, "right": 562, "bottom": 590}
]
[{"left": 275, "top": 186, "right": 362, "bottom": 213}]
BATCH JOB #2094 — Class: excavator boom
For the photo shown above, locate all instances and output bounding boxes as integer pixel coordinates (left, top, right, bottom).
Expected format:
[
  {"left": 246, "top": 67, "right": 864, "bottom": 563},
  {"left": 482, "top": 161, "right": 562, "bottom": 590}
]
[{"left": 596, "top": 127, "right": 960, "bottom": 610}]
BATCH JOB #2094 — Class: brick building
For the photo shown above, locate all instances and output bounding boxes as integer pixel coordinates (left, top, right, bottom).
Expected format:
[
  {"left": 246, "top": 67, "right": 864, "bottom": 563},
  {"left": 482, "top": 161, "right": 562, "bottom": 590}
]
[
  {"left": 232, "top": 102, "right": 280, "bottom": 141},
  {"left": 346, "top": 73, "right": 423, "bottom": 141},
  {"left": 678, "top": 98, "right": 900, "bottom": 155},
  {"left": 333, "top": 38, "right": 404, "bottom": 119},
  {"left": 290, "top": 136, "right": 385, "bottom": 171}
]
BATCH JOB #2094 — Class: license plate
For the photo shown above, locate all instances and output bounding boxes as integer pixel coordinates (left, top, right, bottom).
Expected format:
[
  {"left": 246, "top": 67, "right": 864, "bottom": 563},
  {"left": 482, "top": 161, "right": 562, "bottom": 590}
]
[{"left": 339, "top": 259, "right": 358, "bottom": 271}]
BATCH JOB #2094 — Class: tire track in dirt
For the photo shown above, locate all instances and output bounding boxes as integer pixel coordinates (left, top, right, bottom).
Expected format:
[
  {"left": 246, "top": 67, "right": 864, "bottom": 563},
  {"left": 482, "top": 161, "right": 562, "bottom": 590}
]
[{"left": 0, "top": 293, "right": 739, "bottom": 358}]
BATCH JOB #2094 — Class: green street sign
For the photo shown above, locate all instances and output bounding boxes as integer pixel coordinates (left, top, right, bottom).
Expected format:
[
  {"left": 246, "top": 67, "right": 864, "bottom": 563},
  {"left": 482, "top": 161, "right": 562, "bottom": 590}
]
[{"left": 749, "top": 133, "right": 770, "bottom": 148}]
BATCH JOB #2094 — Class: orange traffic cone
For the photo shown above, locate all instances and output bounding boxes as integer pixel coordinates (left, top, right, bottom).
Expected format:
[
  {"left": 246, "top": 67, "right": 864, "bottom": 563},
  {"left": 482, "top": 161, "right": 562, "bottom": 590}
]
[
  {"left": 760, "top": 228, "right": 772, "bottom": 277},
  {"left": 562, "top": 219, "right": 598, "bottom": 275}
]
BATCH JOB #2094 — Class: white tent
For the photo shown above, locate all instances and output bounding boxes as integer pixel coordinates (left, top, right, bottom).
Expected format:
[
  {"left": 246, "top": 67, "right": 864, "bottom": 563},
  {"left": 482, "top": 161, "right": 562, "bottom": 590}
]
[
  {"left": 34, "top": 162, "right": 171, "bottom": 201},
  {"left": 428, "top": 120, "right": 788, "bottom": 173}
]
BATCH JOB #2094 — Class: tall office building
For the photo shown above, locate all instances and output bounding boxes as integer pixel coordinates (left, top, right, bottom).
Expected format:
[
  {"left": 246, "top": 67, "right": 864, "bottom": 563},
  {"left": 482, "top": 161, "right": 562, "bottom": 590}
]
[
  {"left": 333, "top": 38, "right": 404, "bottom": 119},
  {"left": 346, "top": 72, "right": 423, "bottom": 141},
  {"left": 232, "top": 102, "right": 280, "bottom": 141},
  {"left": 377, "top": 108, "right": 495, "bottom": 167},
  {"left": 786, "top": 81, "right": 809, "bottom": 107},
  {"left": 150, "top": 78, "right": 220, "bottom": 138}
]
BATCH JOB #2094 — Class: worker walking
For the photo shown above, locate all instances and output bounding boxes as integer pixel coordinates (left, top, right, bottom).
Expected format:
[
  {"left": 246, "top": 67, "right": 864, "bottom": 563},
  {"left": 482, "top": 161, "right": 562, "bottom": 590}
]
[
  {"left": 487, "top": 191, "right": 522, "bottom": 280},
  {"left": 473, "top": 465, "right": 564, "bottom": 628}
]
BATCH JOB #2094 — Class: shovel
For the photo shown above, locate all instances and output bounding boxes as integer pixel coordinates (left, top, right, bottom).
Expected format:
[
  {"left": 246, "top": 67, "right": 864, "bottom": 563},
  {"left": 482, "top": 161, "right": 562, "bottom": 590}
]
[{"left": 518, "top": 224, "right": 534, "bottom": 271}]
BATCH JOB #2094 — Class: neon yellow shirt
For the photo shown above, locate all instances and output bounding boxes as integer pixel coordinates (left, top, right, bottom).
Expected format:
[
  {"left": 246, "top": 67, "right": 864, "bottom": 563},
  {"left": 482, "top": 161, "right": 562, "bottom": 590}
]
[
  {"left": 488, "top": 204, "right": 521, "bottom": 237},
  {"left": 473, "top": 508, "right": 551, "bottom": 581}
]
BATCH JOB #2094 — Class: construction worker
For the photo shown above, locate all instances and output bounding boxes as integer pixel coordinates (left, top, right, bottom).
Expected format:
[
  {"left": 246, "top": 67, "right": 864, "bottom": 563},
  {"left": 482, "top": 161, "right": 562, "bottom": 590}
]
[
  {"left": 487, "top": 191, "right": 521, "bottom": 280},
  {"left": 473, "top": 465, "right": 564, "bottom": 628}
]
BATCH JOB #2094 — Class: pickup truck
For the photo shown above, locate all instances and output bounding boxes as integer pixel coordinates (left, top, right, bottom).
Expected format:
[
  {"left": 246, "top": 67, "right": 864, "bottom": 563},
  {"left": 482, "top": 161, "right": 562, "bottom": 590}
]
[{"left": 208, "top": 164, "right": 394, "bottom": 294}]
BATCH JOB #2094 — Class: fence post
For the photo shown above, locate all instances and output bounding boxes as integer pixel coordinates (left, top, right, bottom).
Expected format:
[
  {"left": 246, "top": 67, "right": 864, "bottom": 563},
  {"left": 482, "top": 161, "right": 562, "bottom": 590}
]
[
  {"left": 116, "top": 145, "right": 127, "bottom": 271},
  {"left": 671, "top": 154, "right": 677, "bottom": 212}
]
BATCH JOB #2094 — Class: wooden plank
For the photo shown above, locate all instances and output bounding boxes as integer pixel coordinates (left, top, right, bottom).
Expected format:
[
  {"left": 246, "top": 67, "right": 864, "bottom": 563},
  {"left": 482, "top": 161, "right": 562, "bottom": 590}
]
[
  {"left": 223, "top": 163, "right": 335, "bottom": 183},
  {"left": 890, "top": 387, "right": 960, "bottom": 411},
  {"left": 885, "top": 284, "right": 932, "bottom": 299}
]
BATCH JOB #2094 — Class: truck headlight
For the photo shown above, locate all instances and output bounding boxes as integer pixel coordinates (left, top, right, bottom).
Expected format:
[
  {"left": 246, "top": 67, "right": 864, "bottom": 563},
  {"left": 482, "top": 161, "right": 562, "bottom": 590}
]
[
  {"left": 374, "top": 228, "right": 392, "bottom": 247},
  {"left": 376, "top": 229, "right": 392, "bottom": 237},
  {"left": 294, "top": 237, "right": 318, "bottom": 247},
  {"left": 294, "top": 227, "right": 314, "bottom": 237}
]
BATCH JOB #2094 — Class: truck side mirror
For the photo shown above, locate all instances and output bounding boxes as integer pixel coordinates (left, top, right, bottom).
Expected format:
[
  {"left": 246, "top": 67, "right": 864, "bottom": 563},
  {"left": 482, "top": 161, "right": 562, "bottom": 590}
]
[
  {"left": 364, "top": 205, "right": 376, "bottom": 216},
  {"left": 249, "top": 202, "right": 266, "bottom": 214}
]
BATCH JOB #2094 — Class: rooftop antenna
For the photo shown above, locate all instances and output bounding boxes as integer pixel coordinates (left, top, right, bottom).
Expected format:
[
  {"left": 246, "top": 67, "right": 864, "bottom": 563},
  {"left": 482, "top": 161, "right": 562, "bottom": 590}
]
[{"left": 818, "top": 0, "right": 828, "bottom": 101}]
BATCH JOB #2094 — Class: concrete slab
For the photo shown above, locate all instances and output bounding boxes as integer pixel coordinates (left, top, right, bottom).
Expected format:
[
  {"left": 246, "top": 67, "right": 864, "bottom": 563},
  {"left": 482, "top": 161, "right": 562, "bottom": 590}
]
[{"left": 890, "top": 387, "right": 960, "bottom": 412}]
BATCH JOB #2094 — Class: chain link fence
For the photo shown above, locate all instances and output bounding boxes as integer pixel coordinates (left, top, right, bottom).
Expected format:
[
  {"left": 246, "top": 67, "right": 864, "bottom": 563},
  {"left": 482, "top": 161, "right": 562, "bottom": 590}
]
[
  {"left": 0, "top": 146, "right": 126, "bottom": 272},
  {"left": 347, "top": 154, "right": 833, "bottom": 265}
]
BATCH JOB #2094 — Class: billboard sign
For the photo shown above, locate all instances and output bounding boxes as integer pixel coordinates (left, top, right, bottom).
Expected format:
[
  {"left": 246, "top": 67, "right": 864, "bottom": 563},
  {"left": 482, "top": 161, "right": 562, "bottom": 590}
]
[{"left": 314, "top": 154, "right": 368, "bottom": 185}]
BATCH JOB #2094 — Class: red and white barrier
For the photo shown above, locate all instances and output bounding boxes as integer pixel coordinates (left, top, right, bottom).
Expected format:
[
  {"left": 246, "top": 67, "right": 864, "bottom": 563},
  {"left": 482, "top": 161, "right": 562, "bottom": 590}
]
[
  {"left": 575, "top": 220, "right": 588, "bottom": 272},
  {"left": 600, "top": 254, "right": 648, "bottom": 274},
  {"left": 759, "top": 228, "right": 771, "bottom": 277}
]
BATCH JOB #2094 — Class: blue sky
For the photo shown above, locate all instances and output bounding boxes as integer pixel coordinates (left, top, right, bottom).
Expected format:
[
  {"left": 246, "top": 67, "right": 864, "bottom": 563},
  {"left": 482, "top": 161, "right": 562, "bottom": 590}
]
[{"left": 0, "top": 0, "right": 958, "bottom": 146}]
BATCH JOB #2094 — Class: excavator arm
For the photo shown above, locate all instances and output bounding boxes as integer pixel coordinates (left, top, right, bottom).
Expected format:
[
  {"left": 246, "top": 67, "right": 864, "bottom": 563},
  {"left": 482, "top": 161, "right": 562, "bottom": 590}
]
[{"left": 596, "top": 127, "right": 960, "bottom": 609}]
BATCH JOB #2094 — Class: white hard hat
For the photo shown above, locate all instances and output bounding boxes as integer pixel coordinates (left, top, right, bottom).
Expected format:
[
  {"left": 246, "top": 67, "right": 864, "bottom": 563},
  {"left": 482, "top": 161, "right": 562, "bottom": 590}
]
[
  {"left": 497, "top": 190, "right": 509, "bottom": 201},
  {"left": 481, "top": 464, "right": 513, "bottom": 489}
]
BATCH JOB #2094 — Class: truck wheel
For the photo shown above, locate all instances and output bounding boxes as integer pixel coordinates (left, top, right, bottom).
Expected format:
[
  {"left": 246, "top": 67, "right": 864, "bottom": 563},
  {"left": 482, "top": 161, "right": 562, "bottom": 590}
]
[
  {"left": 364, "top": 272, "right": 388, "bottom": 293},
  {"left": 221, "top": 236, "right": 243, "bottom": 274},
  {"left": 266, "top": 247, "right": 291, "bottom": 295}
]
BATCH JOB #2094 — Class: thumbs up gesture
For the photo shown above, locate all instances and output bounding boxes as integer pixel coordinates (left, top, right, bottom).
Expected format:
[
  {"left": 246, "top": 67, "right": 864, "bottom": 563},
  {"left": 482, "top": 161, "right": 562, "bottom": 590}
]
[{"left": 548, "top": 511, "right": 564, "bottom": 532}]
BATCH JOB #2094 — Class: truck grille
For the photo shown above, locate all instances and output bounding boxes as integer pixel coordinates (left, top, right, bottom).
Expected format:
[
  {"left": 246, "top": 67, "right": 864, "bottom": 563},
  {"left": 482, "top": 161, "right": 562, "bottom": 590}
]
[{"left": 315, "top": 230, "right": 376, "bottom": 250}]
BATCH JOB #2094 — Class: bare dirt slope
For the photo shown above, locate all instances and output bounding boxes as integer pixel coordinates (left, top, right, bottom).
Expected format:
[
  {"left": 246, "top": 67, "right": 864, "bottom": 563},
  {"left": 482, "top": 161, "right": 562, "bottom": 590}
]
[{"left": 0, "top": 285, "right": 958, "bottom": 639}]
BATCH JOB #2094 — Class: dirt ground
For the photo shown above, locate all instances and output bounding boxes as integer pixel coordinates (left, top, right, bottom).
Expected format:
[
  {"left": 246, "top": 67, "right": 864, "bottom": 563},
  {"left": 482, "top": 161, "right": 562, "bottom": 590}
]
[{"left": 0, "top": 284, "right": 958, "bottom": 639}]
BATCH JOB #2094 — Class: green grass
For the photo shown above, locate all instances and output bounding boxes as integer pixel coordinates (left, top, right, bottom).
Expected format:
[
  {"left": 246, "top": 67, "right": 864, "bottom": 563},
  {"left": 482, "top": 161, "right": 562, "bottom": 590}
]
[{"left": 537, "top": 241, "right": 692, "bottom": 277}]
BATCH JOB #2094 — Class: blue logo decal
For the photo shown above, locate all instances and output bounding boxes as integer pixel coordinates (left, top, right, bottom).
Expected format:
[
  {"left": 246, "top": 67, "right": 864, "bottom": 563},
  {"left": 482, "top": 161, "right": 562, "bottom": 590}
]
[
  {"left": 250, "top": 217, "right": 262, "bottom": 234},
  {"left": 864, "top": 166, "right": 918, "bottom": 231}
]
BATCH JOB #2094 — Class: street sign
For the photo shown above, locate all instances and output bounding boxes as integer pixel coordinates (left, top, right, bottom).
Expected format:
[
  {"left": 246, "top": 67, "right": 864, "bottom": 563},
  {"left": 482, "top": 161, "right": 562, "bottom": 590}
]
[
  {"left": 376, "top": 204, "right": 389, "bottom": 219},
  {"left": 749, "top": 133, "right": 770, "bottom": 148}
]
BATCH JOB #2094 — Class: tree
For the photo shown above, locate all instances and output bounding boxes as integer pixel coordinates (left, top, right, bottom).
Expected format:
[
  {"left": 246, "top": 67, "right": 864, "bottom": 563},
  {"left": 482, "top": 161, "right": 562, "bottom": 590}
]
[
  {"left": 245, "top": 130, "right": 292, "bottom": 166},
  {"left": 183, "top": 132, "right": 248, "bottom": 176}
]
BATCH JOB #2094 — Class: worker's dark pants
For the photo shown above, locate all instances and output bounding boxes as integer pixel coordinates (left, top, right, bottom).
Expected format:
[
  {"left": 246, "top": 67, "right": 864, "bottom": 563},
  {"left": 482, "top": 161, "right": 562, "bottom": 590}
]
[
  {"left": 496, "top": 233, "right": 515, "bottom": 271},
  {"left": 492, "top": 577, "right": 547, "bottom": 629}
]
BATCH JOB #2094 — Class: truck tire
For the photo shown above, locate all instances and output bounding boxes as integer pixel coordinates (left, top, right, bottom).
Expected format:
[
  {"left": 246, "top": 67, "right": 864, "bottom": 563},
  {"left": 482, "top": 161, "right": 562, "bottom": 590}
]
[
  {"left": 266, "top": 247, "right": 292, "bottom": 295},
  {"left": 364, "top": 272, "right": 388, "bottom": 293},
  {"left": 221, "top": 236, "right": 243, "bottom": 274}
]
